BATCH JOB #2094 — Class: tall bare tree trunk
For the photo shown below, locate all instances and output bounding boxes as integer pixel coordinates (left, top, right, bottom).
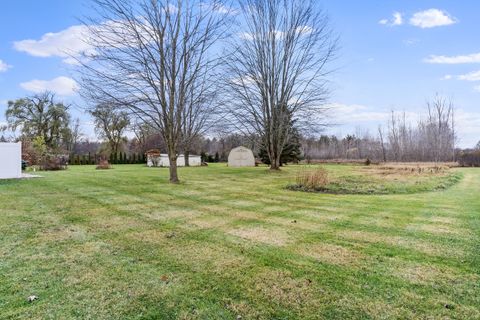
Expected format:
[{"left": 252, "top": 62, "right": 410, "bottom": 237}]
[
  {"left": 378, "top": 126, "right": 387, "bottom": 162},
  {"left": 184, "top": 150, "right": 190, "bottom": 167},
  {"left": 168, "top": 149, "right": 179, "bottom": 183}
]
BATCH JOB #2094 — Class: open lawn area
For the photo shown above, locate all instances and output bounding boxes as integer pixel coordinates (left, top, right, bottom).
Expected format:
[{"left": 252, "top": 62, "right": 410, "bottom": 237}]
[{"left": 0, "top": 164, "right": 479, "bottom": 319}]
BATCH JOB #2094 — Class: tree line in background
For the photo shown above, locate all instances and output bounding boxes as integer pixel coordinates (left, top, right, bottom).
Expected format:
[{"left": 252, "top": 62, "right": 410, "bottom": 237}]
[
  {"left": 1, "top": 1, "right": 479, "bottom": 173},
  {"left": 2, "top": 90, "right": 479, "bottom": 168},
  {"left": 302, "top": 96, "right": 458, "bottom": 163}
]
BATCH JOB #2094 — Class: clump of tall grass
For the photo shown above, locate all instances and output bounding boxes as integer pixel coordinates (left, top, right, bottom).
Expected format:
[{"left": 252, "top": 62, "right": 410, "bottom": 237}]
[{"left": 290, "top": 167, "right": 329, "bottom": 191}]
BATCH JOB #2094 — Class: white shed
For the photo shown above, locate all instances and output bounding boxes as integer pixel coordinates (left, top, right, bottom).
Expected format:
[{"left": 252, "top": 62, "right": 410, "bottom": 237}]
[
  {"left": 0, "top": 142, "right": 22, "bottom": 179},
  {"left": 146, "top": 150, "right": 201, "bottom": 167},
  {"left": 228, "top": 146, "right": 255, "bottom": 167}
]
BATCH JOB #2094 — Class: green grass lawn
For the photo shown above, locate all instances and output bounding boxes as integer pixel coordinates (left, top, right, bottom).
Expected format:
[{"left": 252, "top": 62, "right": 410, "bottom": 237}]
[{"left": 0, "top": 164, "right": 479, "bottom": 319}]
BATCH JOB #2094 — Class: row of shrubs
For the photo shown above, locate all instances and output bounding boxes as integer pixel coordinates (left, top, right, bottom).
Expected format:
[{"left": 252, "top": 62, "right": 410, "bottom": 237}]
[
  {"left": 69, "top": 152, "right": 147, "bottom": 165},
  {"left": 458, "top": 150, "right": 480, "bottom": 167}
]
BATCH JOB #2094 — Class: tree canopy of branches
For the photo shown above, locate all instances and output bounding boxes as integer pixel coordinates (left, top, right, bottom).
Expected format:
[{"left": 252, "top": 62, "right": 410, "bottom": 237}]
[
  {"left": 259, "top": 121, "right": 302, "bottom": 165},
  {"left": 89, "top": 104, "right": 130, "bottom": 156},
  {"left": 222, "top": 0, "right": 337, "bottom": 170},
  {"left": 5, "top": 92, "right": 71, "bottom": 150},
  {"left": 78, "top": 0, "right": 229, "bottom": 183}
]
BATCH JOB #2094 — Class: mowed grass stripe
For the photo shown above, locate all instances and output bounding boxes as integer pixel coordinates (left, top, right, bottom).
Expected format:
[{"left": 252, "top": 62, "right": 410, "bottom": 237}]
[{"left": 0, "top": 164, "right": 479, "bottom": 319}]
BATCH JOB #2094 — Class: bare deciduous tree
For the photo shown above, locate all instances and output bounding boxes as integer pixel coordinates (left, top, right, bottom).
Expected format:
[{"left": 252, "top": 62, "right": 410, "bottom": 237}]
[
  {"left": 77, "top": 0, "right": 230, "bottom": 183},
  {"left": 426, "top": 95, "right": 456, "bottom": 162},
  {"left": 378, "top": 125, "right": 387, "bottom": 162},
  {"left": 180, "top": 73, "right": 219, "bottom": 166},
  {"left": 66, "top": 118, "right": 84, "bottom": 153},
  {"left": 89, "top": 104, "right": 130, "bottom": 156},
  {"left": 222, "top": 0, "right": 337, "bottom": 170}
]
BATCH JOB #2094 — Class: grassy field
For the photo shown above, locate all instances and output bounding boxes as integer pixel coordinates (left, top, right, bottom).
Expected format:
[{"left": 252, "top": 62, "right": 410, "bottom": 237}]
[
  {"left": 0, "top": 164, "right": 479, "bottom": 319},
  {"left": 289, "top": 164, "right": 462, "bottom": 194}
]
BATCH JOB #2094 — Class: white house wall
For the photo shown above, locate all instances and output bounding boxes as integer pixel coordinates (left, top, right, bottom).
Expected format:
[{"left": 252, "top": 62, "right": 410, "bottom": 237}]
[{"left": 0, "top": 142, "right": 22, "bottom": 179}]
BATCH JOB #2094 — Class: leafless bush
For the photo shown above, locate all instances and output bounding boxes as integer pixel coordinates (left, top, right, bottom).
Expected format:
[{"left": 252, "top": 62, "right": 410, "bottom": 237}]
[
  {"left": 40, "top": 156, "right": 68, "bottom": 171},
  {"left": 96, "top": 159, "right": 111, "bottom": 170}
]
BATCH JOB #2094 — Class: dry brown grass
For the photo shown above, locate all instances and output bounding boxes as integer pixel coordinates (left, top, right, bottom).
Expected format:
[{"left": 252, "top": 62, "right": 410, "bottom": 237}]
[
  {"left": 406, "top": 223, "right": 463, "bottom": 235},
  {"left": 37, "top": 225, "right": 88, "bottom": 242},
  {"left": 266, "top": 216, "right": 326, "bottom": 231},
  {"left": 391, "top": 262, "right": 479, "bottom": 285},
  {"left": 251, "top": 269, "right": 319, "bottom": 311},
  {"left": 297, "top": 243, "right": 363, "bottom": 266},
  {"left": 226, "top": 226, "right": 292, "bottom": 246},
  {"left": 362, "top": 163, "right": 451, "bottom": 177},
  {"left": 337, "top": 230, "right": 466, "bottom": 258},
  {"left": 188, "top": 215, "right": 231, "bottom": 229},
  {"left": 294, "top": 167, "right": 329, "bottom": 190}
]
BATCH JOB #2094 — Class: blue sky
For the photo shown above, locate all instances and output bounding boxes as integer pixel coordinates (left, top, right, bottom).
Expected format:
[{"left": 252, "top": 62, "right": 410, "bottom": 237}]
[{"left": 0, "top": 1, "right": 479, "bottom": 147}]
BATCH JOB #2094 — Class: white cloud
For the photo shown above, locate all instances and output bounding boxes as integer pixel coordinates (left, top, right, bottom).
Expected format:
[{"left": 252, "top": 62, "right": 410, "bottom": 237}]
[
  {"left": 409, "top": 9, "right": 457, "bottom": 28},
  {"left": 455, "top": 109, "right": 480, "bottom": 146},
  {"left": 424, "top": 52, "right": 480, "bottom": 64},
  {"left": 200, "top": 2, "right": 237, "bottom": 15},
  {"left": 0, "top": 59, "right": 11, "bottom": 72},
  {"left": 330, "top": 103, "right": 399, "bottom": 123},
  {"left": 379, "top": 12, "right": 403, "bottom": 27},
  {"left": 458, "top": 70, "right": 480, "bottom": 81},
  {"left": 14, "top": 25, "right": 92, "bottom": 65},
  {"left": 392, "top": 12, "right": 403, "bottom": 26},
  {"left": 296, "top": 25, "right": 314, "bottom": 35},
  {"left": 20, "top": 76, "right": 78, "bottom": 96},
  {"left": 239, "top": 25, "right": 313, "bottom": 41},
  {"left": 443, "top": 70, "right": 480, "bottom": 82}
]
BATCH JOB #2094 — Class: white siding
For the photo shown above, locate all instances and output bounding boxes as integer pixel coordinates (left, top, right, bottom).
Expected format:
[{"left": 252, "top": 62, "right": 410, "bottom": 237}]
[
  {"left": 147, "top": 154, "right": 201, "bottom": 167},
  {"left": 0, "top": 143, "right": 22, "bottom": 179},
  {"left": 228, "top": 146, "right": 255, "bottom": 167}
]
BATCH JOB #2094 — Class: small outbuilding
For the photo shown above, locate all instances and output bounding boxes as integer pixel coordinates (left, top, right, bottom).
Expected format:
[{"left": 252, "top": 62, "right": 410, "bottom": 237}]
[
  {"left": 228, "top": 146, "right": 255, "bottom": 167},
  {"left": 146, "top": 149, "right": 201, "bottom": 167},
  {"left": 0, "top": 142, "right": 22, "bottom": 179}
]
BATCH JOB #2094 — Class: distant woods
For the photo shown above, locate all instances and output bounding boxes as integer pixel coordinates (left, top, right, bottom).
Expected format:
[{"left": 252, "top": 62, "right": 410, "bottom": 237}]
[{"left": 303, "top": 95, "right": 458, "bottom": 163}]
